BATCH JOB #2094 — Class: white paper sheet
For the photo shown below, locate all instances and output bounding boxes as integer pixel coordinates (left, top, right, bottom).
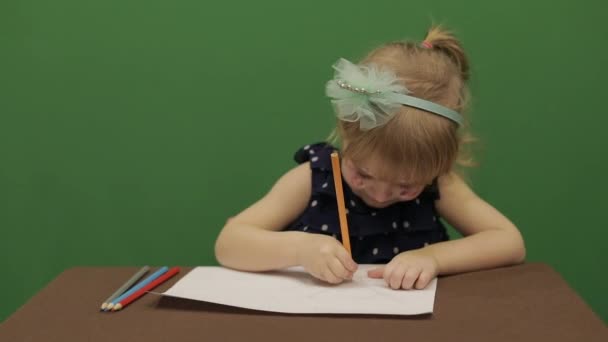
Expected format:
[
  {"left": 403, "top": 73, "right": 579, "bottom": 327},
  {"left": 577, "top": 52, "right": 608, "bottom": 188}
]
[{"left": 161, "top": 265, "right": 436, "bottom": 315}]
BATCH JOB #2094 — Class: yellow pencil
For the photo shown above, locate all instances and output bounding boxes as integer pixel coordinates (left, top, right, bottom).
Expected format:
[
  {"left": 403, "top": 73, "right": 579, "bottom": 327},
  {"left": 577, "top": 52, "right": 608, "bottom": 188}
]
[{"left": 330, "top": 152, "right": 352, "bottom": 255}]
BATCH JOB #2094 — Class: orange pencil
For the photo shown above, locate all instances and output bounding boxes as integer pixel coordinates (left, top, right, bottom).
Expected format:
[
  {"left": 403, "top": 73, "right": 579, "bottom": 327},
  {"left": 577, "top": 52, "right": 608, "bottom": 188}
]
[
  {"left": 111, "top": 267, "right": 180, "bottom": 311},
  {"left": 330, "top": 152, "right": 352, "bottom": 255}
]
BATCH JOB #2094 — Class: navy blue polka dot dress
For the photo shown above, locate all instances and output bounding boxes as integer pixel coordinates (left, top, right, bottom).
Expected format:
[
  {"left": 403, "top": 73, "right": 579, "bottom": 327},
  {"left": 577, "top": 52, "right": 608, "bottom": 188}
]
[{"left": 284, "top": 142, "right": 449, "bottom": 264}]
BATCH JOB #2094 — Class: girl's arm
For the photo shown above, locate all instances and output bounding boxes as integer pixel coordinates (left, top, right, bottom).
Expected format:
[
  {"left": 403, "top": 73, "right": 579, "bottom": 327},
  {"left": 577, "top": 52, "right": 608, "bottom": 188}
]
[
  {"left": 428, "top": 172, "right": 526, "bottom": 275},
  {"left": 216, "top": 162, "right": 358, "bottom": 283},
  {"left": 214, "top": 163, "right": 313, "bottom": 271}
]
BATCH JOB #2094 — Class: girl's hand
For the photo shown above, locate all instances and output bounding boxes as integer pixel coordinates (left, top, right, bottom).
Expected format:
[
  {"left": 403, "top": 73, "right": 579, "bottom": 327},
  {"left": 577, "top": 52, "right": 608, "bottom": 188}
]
[
  {"left": 296, "top": 234, "right": 358, "bottom": 284},
  {"left": 367, "top": 249, "right": 439, "bottom": 290}
]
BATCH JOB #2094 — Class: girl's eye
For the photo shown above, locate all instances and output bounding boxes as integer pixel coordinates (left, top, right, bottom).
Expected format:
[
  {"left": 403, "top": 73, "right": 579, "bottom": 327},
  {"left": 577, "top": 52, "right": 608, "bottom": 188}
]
[{"left": 357, "top": 171, "right": 372, "bottom": 179}]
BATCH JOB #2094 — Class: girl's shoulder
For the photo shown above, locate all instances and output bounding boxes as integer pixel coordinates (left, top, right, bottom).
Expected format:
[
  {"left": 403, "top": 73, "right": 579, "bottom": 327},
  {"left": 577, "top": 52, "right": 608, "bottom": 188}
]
[{"left": 293, "top": 142, "right": 337, "bottom": 171}]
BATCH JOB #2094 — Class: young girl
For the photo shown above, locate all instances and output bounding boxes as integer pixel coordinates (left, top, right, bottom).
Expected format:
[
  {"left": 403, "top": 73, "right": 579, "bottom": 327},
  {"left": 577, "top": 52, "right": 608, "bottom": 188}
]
[{"left": 215, "top": 26, "right": 525, "bottom": 290}]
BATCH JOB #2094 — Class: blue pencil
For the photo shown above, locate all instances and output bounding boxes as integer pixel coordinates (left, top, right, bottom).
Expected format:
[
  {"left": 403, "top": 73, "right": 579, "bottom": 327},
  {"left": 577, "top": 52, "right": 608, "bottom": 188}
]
[
  {"left": 100, "top": 265, "right": 150, "bottom": 311},
  {"left": 104, "top": 266, "right": 169, "bottom": 311}
]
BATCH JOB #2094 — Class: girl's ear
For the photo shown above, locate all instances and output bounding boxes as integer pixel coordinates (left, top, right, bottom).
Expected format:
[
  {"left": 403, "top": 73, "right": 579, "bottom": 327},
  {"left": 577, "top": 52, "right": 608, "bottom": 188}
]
[{"left": 342, "top": 158, "right": 363, "bottom": 188}]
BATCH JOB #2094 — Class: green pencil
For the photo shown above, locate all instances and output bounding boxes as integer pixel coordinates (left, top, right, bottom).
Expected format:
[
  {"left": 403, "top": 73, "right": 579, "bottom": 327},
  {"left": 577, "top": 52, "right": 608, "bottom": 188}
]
[{"left": 100, "top": 266, "right": 150, "bottom": 311}]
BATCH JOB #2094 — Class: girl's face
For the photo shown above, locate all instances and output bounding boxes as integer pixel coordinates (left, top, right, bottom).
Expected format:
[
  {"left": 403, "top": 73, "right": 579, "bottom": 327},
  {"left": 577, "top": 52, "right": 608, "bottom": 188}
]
[{"left": 341, "top": 157, "right": 428, "bottom": 208}]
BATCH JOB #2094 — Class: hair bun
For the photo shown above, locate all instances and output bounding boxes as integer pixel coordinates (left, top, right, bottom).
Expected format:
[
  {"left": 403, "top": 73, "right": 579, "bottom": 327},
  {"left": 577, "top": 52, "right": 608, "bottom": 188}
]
[{"left": 423, "top": 26, "right": 470, "bottom": 81}]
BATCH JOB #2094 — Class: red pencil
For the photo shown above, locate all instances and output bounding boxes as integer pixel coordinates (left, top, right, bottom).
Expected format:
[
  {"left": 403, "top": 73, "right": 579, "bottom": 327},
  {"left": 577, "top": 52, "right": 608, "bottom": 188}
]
[{"left": 111, "top": 267, "right": 180, "bottom": 311}]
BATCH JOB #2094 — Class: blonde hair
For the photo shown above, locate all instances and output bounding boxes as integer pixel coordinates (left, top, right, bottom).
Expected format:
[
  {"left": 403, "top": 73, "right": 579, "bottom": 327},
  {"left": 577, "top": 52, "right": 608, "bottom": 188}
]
[{"left": 329, "top": 25, "right": 476, "bottom": 184}]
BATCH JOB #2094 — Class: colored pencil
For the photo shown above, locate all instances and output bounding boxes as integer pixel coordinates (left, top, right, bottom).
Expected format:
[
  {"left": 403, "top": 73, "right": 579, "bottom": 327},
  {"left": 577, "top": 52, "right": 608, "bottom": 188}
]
[
  {"left": 112, "top": 267, "right": 180, "bottom": 311},
  {"left": 330, "top": 152, "right": 352, "bottom": 255},
  {"left": 104, "top": 266, "right": 169, "bottom": 311},
  {"left": 100, "top": 265, "right": 150, "bottom": 311}
]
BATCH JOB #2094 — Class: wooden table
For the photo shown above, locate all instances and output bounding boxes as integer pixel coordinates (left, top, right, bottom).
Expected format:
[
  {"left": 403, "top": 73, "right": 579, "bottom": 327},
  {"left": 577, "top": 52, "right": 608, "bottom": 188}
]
[{"left": 0, "top": 263, "right": 605, "bottom": 342}]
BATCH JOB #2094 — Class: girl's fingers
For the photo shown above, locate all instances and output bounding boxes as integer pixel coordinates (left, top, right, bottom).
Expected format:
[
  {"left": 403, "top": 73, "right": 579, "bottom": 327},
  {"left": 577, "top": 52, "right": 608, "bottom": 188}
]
[
  {"left": 414, "top": 270, "right": 433, "bottom": 289},
  {"left": 388, "top": 266, "right": 407, "bottom": 290},
  {"left": 335, "top": 246, "right": 358, "bottom": 272},
  {"left": 321, "top": 267, "right": 342, "bottom": 284},
  {"left": 401, "top": 267, "right": 421, "bottom": 289},
  {"left": 383, "top": 263, "right": 395, "bottom": 285},
  {"left": 327, "top": 257, "right": 351, "bottom": 280},
  {"left": 367, "top": 267, "right": 385, "bottom": 278}
]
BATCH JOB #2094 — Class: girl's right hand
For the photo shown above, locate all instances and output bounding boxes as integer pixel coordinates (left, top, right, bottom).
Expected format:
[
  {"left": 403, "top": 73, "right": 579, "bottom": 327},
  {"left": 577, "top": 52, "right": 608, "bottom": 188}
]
[{"left": 296, "top": 233, "right": 358, "bottom": 284}]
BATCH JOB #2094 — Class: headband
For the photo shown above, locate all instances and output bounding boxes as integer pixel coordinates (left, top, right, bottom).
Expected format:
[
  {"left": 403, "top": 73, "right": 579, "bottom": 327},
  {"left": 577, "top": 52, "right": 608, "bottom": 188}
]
[{"left": 326, "top": 58, "right": 463, "bottom": 130}]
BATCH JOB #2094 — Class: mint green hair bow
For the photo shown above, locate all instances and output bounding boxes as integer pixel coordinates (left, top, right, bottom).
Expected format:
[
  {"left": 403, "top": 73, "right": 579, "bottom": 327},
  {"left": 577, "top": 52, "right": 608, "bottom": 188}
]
[{"left": 325, "top": 58, "right": 463, "bottom": 130}]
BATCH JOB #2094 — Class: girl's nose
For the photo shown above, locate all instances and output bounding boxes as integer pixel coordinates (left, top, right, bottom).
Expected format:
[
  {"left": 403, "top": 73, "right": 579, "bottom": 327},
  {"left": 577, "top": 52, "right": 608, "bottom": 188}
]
[{"left": 368, "top": 186, "right": 394, "bottom": 203}]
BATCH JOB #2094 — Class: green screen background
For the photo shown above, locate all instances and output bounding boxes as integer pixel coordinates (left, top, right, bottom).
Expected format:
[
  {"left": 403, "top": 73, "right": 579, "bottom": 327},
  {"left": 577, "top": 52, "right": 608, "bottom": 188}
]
[{"left": 1, "top": 0, "right": 606, "bottom": 322}]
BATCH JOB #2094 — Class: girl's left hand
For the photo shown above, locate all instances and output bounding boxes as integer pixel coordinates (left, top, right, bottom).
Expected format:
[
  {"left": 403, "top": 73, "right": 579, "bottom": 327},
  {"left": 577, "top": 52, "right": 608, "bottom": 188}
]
[{"left": 367, "top": 250, "right": 439, "bottom": 290}]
